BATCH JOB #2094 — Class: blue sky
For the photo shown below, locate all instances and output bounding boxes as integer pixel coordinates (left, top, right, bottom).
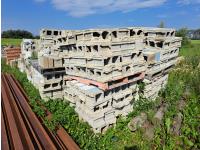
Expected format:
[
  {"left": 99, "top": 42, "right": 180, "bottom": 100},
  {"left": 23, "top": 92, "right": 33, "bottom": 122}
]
[{"left": 2, "top": 0, "right": 200, "bottom": 35}]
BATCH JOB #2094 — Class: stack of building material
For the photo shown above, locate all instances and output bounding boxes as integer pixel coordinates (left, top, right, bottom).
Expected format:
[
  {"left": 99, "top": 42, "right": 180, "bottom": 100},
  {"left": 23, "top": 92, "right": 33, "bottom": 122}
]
[
  {"left": 18, "top": 39, "right": 39, "bottom": 72},
  {"left": 17, "top": 27, "right": 182, "bottom": 133},
  {"left": 38, "top": 56, "right": 63, "bottom": 69},
  {"left": 18, "top": 30, "right": 65, "bottom": 100},
  {"left": 56, "top": 28, "right": 147, "bottom": 132},
  {"left": 21, "top": 39, "right": 38, "bottom": 59},
  {"left": 36, "top": 29, "right": 65, "bottom": 100},
  {"left": 142, "top": 28, "right": 182, "bottom": 99},
  {"left": 5, "top": 46, "right": 21, "bottom": 64},
  {"left": 39, "top": 29, "right": 64, "bottom": 56}
]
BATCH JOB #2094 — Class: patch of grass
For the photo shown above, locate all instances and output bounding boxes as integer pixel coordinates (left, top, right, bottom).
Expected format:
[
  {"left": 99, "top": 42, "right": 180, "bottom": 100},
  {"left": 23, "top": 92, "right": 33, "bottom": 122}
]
[
  {"left": 1, "top": 38, "right": 22, "bottom": 46},
  {"left": 191, "top": 40, "right": 200, "bottom": 45},
  {"left": 179, "top": 40, "right": 200, "bottom": 56}
]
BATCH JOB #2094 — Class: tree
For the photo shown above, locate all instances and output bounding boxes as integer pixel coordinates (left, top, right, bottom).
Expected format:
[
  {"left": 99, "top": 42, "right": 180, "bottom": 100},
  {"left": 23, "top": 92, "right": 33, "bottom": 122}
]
[
  {"left": 1, "top": 29, "right": 34, "bottom": 39},
  {"left": 176, "top": 28, "right": 191, "bottom": 45},
  {"left": 158, "top": 21, "right": 165, "bottom": 28}
]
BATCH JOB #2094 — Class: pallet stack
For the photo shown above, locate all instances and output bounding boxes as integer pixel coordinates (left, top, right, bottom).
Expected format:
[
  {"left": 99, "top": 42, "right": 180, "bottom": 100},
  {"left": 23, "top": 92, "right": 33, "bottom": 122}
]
[
  {"left": 5, "top": 46, "right": 21, "bottom": 64},
  {"left": 37, "top": 29, "right": 65, "bottom": 99},
  {"left": 18, "top": 27, "right": 182, "bottom": 133},
  {"left": 55, "top": 28, "right": 149, "bottom": 132},
  {"left": 18, "top": 29, "right": 65, "bottom": 99},
  {"left": 142, "top": 28, "right": 182, "bottom": 99}
]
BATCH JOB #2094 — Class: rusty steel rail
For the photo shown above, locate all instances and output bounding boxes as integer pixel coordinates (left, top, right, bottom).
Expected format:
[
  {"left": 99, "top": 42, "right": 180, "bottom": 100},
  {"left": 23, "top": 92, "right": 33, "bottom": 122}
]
[
  {"left": 1, "top": 108, "right": 10, "bottom": 150},
  {"left": 1, "top": 73, "right": 80, "bottom": 150},
  {"left": 4, "top": 74, "right": 58, "bottom": 149},
  {"left": 1, "top": 75, "right": 27, "bottom": 150},
  {"left": 10, "top": 74, "right": 80, "bottom": 150},
  {"left": 4, "top": 74, "right": 44, "bottom": 149},
  {"left": 2, "top": 74, "right": 36, "bottom": 149}
]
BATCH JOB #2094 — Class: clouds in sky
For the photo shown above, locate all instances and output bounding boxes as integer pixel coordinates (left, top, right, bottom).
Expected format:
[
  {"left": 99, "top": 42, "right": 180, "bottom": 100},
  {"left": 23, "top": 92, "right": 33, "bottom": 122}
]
[
  {"left": 35, "top": 0, "right": 167, "bottom": 17},
  {"left": 178, "top": 0, "right": 200, "bottom": 5},
  {"left": 34, "top": 0, "right": 200, "bottom": 17},
  {"left": 35, "top": 0, "right": 46, "bottom": 2}
]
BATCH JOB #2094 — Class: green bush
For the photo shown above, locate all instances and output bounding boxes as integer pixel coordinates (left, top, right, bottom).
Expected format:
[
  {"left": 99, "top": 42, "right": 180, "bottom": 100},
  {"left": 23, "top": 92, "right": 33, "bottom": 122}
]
[{"left": 176, "top": 28, "right": 191, "bottom": 46}]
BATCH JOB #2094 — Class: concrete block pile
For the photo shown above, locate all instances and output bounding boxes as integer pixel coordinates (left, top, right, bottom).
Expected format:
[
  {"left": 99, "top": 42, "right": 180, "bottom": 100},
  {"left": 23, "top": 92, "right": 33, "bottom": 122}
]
[
  {"left": 18, "top": 39, "right": 38, "bottom": 73},
  {"left": 19, "top": 29, "right": 65, "bottom": 99},
  {"left": 21, "top": 39, "right": 38, "bottom": 59},
  {"left": 18, "top": 27, "right": 182, "bottom": 133},
  {"left": 53, "top": 28, "right": 148, "bottom": 132},
  {"left": 142, "top": 28, "right": 181, "bottom": 99},
  {"left": 37, "top": 29, "right": 65, "bottom": 99}
]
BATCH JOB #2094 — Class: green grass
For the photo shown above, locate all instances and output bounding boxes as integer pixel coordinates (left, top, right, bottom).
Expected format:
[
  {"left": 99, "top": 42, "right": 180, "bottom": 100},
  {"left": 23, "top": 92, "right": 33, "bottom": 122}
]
[
  {"left": 1, "top": 38, "right": 22, "bottom": 46},
  {"left": 191, "top": 40, "right": 200, "bottom": 45},
  {"left": 179, "top": 40, "right": 200, "bottom": 56}
]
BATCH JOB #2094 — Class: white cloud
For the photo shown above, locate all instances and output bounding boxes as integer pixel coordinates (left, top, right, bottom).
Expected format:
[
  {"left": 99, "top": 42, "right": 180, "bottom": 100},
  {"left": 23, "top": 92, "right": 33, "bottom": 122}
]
[
  {"left": 156, "top": 14, "right": 168, "bottom": 18},
  {"left": 35, "top": 0, "right": 46, "bottom": 2},
  {"left": 178, "top": 0, "right": 200, "bottom": 5},
  {"left": 42, "top": 0, "right": 167, "bottom": 17}
]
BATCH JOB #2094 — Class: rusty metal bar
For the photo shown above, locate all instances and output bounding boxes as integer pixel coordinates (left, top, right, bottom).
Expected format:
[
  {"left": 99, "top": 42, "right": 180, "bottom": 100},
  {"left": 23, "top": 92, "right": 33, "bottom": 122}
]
[
  {"left": 11, "top": 74, "right": 80, "bottom": 150},
  {"left": 1, "top": 75, "right": 25, "bottom": 150},
  {"left": 5, "top": 74, "right": 57, "bottom": 150},
  {"left": 4, "top": 75, "right": 43, "bottom": 150},
  {"left": 2, "top": 73, "right": 80, "bottom": 150},
  {"left": 1, "top": 108, "right": 10, "bottom": 150}
]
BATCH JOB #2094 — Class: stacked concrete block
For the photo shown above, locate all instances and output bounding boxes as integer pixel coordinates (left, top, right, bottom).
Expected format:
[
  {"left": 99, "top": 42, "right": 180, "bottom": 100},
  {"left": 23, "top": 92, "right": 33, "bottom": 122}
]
[
  {"left": 40, "top": 29, "right": 62, "bottom": 48},
  {"left": 36, "top": 29, "right": 65, "bottom": 100},
  {"left": 39, "top": 56, "right": 63, "bottom": 69},
  {"left": 59, "top": 27, "right": 181, "bottom": 132},
  {"left": 18, "top": 27, "right": 182, "bottom": 133},
  {"left": 21, "top": 39, "right": 39, "bottom": 59},
  {"left": 37, "top": 66, "right": 65, "bottom": 100},
  {"left": 18, "top": 30, "right": 66, "bottom": 100},
  {"left": 143, "top": 74, "right": 168, "bottom": 99},
  {"left": 18, "top": 39, "right": 40, "bottom": 74},
  {"left": 142, "top": 28, "right": 182, "bottom": 99},
  {"left": 63, "top": 79, "right": 138, "bottom": 132},
  {"left": 58, "top": 28, "right": 149, "bottom": 132},
  {"left": 39, "top": 29, "right": 64, "bottom": 57}
]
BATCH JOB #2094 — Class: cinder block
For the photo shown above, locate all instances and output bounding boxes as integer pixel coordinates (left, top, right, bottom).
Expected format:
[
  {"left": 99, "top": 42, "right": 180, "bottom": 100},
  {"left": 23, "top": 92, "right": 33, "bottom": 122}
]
[
  {"left": 143, "top": 51, "right": 160, "bottom": 64},
  {"left": 39, "top": 56, "right": 49, "bottom": 68},
  {"left": 48, "top": 57, "right": 54, "bottom": 68},
  {"left": 143, "top": 74, "right": 169, "bottom": 100},
  {"left": 53, "top": 58, "right": 63, "bottom": 67},
  {"left": 104, "top": 111, "right": 116, "bottom": 125}
]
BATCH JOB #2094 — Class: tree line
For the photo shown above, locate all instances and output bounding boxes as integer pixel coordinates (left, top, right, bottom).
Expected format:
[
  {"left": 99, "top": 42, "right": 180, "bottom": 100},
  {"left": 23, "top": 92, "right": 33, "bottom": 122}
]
[{"left": 1, "top": 29, "right": 39, "bottom": 39}]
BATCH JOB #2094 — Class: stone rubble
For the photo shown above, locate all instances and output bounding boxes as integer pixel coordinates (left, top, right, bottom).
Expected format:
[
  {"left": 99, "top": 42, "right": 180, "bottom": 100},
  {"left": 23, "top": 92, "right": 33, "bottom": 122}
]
[
  {"left": 128, "top": 112, "right": 147, "bottom": 132},
  {"left": 152, "top": 103, "right": 168, "bottom": 126},
  {"left": 170, "top": 112, "right": 183, "bottom": 136}
]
